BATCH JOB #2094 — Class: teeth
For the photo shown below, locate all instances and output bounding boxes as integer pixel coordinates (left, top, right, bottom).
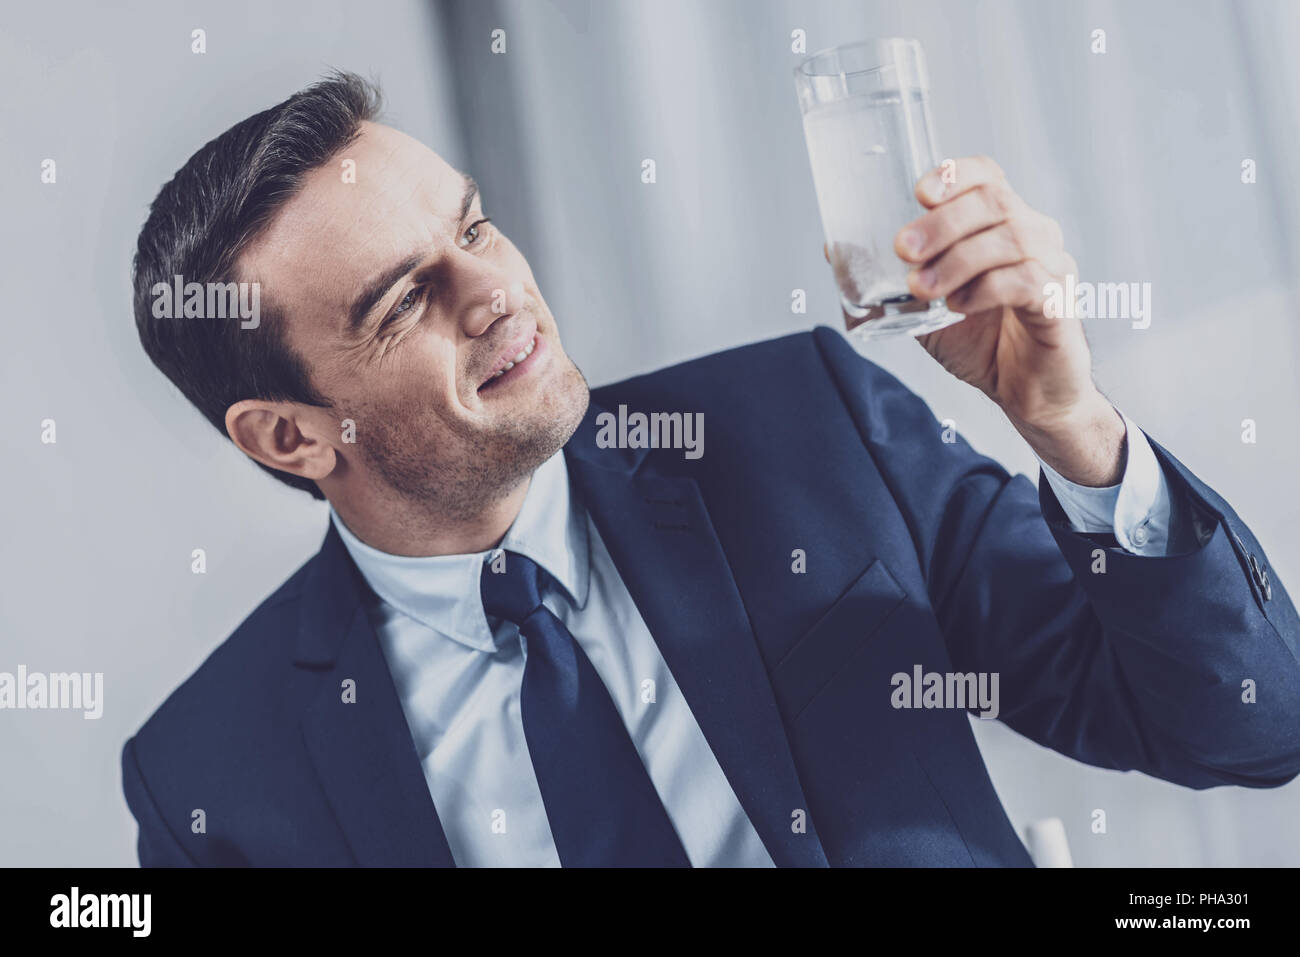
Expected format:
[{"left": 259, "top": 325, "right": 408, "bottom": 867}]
[
  {"left": 511, "top": 339, "right": 537, "bottom": 364},
  {"left": 486, "top": 338, "right": 537, "bottom": 385}
]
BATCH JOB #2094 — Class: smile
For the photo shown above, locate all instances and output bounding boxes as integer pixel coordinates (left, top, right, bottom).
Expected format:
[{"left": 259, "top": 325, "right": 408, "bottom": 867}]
[
  {"left": 489, "top": 337, "right": 535, "bottom": 379},
  {"left": 478, "top": 335, "right": 541, "bottom": 393}
]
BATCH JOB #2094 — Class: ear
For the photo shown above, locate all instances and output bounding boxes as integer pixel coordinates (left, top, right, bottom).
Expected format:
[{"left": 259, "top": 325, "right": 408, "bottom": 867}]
[{"left": 224, "top": 399, "right": 338, "bottom": 484}]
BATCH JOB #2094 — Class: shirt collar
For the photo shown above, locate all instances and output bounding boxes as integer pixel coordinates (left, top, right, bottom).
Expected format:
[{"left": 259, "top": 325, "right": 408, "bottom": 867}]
[{"left": 329, "top": 449, "right": 590, "bottom": 652}]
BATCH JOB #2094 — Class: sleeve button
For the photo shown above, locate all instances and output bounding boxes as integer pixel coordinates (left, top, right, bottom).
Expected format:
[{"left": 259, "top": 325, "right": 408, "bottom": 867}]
[{"left": 1249, "top": 554, "right": 1272, "bottom": 600}]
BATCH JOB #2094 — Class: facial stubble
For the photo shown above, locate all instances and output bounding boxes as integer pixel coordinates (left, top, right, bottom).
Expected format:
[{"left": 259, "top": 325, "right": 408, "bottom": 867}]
[{"left": 348, "top": 359, "right": 590, "bottom": 522}]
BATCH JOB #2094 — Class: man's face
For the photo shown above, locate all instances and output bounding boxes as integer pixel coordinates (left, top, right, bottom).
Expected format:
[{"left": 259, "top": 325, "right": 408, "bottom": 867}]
[{"left": 238, "top": 121, "right": 589, "bottom": 516}]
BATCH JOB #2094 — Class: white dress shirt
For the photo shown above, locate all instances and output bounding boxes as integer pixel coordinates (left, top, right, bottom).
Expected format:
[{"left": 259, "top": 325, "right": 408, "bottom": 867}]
[
  {"left": 330, "top": 401, "right": 1176, "bottom": 866},
  {"left": 1034, "top": 405, "right": 1174, "bottom": 555},
  {"left": 331, "top": 448, "right": 774, "bottom": 866}
]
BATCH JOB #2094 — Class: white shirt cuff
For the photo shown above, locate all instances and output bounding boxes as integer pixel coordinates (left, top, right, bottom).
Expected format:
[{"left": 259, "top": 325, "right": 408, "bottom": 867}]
[{"left": 1034, "top": 406, "right": 1172, "bottom": 556}]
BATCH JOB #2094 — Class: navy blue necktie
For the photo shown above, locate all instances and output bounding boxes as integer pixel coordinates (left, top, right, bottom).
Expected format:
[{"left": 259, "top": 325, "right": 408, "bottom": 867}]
[{"left": 480, "top": 550, "right": 691, "bottom": 867}]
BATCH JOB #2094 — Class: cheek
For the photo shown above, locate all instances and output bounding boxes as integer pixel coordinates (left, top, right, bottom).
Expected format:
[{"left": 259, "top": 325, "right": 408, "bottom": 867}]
[
  {"left": 325, "top": 339, "right": 457, "bottom": 418},
  {"left": 382, "top": 332, "right": 469, "bottom": 409}
]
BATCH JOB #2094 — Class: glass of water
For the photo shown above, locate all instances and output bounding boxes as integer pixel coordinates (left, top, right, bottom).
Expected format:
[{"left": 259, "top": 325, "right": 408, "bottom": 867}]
[{"left": 794, "top": 38, "right": 965, "bottom": 341}]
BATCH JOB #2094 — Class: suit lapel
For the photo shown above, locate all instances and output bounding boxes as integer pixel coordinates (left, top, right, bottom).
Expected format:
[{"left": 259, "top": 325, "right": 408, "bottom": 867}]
[
  {"left": 295, "top": 524, "right": 456, "bottom": 867},
  {"left": 565, "top": 401, "right": 829, "bottom": 867}
]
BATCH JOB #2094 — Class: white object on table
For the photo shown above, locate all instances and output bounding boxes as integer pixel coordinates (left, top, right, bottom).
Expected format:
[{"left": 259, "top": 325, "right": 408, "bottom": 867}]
[{"left": 1024, "top": 817, "right": 1074, "bottom": 868}]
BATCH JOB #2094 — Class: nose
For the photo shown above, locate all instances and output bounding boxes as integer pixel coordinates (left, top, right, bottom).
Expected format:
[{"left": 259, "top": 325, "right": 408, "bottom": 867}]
[{"left": 450, "top": 250, "right": 527, "bottom": 338}]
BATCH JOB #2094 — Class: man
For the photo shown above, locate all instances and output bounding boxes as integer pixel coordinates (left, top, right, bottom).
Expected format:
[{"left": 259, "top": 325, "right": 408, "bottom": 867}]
[{"left": 123, "top": 72, "right": 1300, "bottom": 867}]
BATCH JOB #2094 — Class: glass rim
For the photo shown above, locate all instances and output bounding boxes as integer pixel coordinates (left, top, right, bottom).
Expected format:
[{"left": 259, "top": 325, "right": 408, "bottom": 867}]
[{"left": 793, "top": 37, "right": 923, "bottom": 79}]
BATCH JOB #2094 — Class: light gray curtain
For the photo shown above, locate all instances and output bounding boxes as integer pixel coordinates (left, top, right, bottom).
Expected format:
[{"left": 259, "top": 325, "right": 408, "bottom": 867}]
[{"left": 432, "top": 0, "right": 1300, "bottom": 865}]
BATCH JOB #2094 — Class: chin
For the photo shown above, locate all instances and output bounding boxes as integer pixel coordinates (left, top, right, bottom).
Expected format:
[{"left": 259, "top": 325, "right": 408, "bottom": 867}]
[
  {"left": 552, "top": 362, "right": 591, "bottom": 433},
  {"left": 514, "top": 366, "right": 589, "bottom": 458}
]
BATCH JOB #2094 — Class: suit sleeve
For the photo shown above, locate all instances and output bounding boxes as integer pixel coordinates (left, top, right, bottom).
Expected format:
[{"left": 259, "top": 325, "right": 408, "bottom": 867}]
[
  {"left": 122, "top": 735, "right": 199, "bottom": 867},
  {"left": 813, "top": 326, "right": 1300, "bottom": 789}
]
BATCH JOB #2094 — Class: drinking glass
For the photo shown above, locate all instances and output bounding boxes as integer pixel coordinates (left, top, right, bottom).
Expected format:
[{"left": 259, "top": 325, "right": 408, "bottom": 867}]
[{"left": 794, "top": 38, "right": 965, "bottom": 341}]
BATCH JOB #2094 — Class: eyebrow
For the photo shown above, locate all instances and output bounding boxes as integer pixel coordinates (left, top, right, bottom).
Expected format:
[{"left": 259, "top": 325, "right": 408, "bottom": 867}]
[{"left": 346, "top": 174, "right": 480, "bottom": 334}]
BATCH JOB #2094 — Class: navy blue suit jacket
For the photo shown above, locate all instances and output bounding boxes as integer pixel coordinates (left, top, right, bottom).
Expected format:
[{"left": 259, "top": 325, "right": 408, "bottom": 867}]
[{"left": 122, "top": 327, "right": 1300, "bottom": 866}]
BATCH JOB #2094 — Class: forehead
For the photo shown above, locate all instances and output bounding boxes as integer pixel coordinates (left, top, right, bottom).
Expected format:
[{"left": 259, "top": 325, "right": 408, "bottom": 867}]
[{"left": 238, "top": 121, "right": 465, "bottom": 331}]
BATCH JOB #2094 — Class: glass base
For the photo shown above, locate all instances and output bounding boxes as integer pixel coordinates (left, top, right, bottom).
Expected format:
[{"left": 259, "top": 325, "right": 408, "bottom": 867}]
[{"left": 841, "top": 293, "right": 965, "bottom": 342}]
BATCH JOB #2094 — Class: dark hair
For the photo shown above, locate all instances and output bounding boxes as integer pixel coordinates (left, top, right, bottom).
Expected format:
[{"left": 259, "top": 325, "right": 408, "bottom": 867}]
[{"left": 131, "top": 70, "right": 383, "bottom": 499}]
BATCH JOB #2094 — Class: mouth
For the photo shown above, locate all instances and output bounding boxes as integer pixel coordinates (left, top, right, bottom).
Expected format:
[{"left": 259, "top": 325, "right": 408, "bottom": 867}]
[{"left": 477, "top": 334, "right": 541, "bottom": 394}]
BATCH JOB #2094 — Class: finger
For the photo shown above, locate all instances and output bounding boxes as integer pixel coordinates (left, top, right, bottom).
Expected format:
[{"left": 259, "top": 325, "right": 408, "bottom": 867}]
[
  {"left": 914, "top": 155, "right": 1006, "bottom": 209},
  {"left": 895, "top": 182, "right": 1019, "bottom": 263},
  {"left": 1037, "top": 247, "right": 1077, "bottom": 282},
  {"left": 907, "top": 221, "right": 1035, "bottom": 301},
  {"left": 946, "top": 260, "right": 1056, "bottom": 315}
]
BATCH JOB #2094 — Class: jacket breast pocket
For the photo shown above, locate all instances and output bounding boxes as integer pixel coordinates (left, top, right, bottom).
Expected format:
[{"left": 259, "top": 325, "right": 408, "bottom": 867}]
[{"left": 770, "top": 558, "right": 907, "bottom": 724}]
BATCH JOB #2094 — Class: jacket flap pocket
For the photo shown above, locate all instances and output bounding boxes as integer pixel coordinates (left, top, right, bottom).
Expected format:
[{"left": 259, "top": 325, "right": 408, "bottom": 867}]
[{"left": 772, "top": 558, "right": 906, "bottom": 722}]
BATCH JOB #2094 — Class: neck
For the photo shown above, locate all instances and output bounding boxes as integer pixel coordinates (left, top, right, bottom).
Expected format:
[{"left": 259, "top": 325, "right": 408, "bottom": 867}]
[{"left": 326, "top": 475, "right": 531, "bottom": 558}]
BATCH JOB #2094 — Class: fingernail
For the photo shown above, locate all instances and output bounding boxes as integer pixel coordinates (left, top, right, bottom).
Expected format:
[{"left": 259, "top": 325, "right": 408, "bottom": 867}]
[
  {"left": 919, "top": 268, "right": 937, "bottom": 290},
  {"left": 900, "top": 229, "right": 924, "bottom": 255}
]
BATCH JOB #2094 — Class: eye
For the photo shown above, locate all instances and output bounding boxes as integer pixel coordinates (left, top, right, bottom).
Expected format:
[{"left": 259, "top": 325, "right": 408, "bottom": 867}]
[
  {"left": 384, "top": 288, "right": 422, "bottom": 327},
  {"left": 459, "top": 217, "right": 492, "bottom": 249}
]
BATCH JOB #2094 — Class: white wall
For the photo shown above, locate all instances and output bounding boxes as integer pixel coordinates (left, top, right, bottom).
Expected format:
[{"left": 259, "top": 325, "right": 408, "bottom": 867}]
[{"left": 0, "top": 0, "right": 464, "bottom": 866}]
